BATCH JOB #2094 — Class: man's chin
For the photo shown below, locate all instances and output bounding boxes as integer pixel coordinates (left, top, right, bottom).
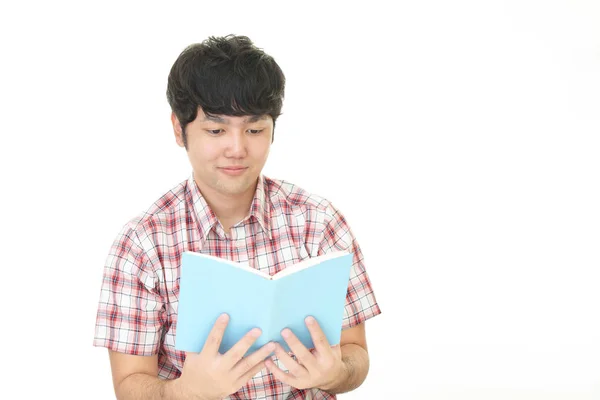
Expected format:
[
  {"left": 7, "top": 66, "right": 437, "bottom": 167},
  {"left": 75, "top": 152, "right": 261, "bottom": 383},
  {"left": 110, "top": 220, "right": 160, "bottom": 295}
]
[{"left": 214, "top": 179, "right": 256, "bottom": 196}]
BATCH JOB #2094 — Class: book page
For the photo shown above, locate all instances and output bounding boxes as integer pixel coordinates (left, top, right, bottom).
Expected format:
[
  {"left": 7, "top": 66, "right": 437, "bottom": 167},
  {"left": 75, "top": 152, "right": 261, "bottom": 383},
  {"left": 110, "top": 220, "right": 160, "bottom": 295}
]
[
  {"left": 185, "top": 251, "right": 271, "bottom": 280},
  {"left": 270, "top": 251, "right": 350, "bottom": 281}
]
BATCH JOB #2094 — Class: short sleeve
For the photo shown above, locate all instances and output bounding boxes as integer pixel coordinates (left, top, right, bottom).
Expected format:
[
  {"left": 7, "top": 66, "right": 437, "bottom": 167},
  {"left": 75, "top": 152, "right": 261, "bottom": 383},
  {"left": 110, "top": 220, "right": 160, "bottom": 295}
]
[
  {"left": 93, "top": 224, "right": 166, "bottom": 355},
  {"left": 318, "top": 203, "right": 382, "bottom": 329}
]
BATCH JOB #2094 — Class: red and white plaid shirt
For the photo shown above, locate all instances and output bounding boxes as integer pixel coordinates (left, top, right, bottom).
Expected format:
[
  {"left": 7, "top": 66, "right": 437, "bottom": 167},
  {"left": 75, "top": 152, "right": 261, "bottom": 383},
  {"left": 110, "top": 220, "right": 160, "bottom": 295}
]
[{"left": 94, "top": 173, "right": 382, "bottom": 399}]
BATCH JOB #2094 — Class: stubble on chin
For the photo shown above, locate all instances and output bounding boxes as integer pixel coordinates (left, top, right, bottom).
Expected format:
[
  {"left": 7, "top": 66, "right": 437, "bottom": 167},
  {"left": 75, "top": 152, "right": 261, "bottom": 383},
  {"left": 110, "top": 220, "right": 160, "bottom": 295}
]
[{"left": 212, "top": 175, "right": 255, "bottom": 196}]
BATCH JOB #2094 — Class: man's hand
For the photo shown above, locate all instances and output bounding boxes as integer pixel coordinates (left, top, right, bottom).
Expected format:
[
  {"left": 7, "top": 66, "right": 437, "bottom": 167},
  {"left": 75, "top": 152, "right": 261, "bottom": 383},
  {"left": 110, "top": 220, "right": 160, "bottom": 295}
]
[
  {"left": 177, "top": 313, "right": 276, "bottom": 400},
  {"left": 264, "top": 316, "right": 349, "bottom": 392}
]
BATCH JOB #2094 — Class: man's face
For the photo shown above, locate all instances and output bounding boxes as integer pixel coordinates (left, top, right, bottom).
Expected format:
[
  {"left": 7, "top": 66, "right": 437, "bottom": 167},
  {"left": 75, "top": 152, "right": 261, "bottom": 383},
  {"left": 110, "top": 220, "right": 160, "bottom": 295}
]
[{"left": 172, "top": 108, "right": 273, "bottom": 197}]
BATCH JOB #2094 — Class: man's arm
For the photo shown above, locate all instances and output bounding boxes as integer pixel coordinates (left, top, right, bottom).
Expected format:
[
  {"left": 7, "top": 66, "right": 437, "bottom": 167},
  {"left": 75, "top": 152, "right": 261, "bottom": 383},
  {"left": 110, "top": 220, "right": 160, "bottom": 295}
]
[
  {"left": 108, "top": 351, "right": 187, "bottom": 400},
  {"left": 319, "top": 323, "right": 370, "bottom": 394},
  {"left": 107, "top": 315, "right": 275, "bottom": 400},
  {"left": 311, "top": 202, "right": 381, "bottom": 393}
]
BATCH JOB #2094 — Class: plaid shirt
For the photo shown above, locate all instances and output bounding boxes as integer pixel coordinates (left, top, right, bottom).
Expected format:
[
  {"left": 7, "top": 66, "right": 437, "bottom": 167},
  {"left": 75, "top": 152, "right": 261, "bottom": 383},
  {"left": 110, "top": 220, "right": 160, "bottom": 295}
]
[{"left": 94, "top": 173, "right": 382, "bottom": 399}]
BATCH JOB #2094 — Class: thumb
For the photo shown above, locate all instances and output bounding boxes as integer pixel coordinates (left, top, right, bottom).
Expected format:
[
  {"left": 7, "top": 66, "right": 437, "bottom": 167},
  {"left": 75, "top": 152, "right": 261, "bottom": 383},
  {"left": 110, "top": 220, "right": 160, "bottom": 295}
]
[{"left": 331, "top": 343, "right": 342, "bottom": 358}]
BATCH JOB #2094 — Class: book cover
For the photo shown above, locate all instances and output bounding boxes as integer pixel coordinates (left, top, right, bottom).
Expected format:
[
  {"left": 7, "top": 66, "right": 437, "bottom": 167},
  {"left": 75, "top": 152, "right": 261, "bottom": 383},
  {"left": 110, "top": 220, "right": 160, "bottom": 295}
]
[{"left": 175, "top": 251, "right": 353, "bottom": 356}]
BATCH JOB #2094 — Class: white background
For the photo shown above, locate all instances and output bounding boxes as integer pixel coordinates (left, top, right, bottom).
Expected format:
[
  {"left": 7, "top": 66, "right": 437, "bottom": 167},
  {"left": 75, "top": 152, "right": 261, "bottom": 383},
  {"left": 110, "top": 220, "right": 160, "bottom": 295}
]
[{"left": 1, "top": 0, "right": 599, "bottom": 399}]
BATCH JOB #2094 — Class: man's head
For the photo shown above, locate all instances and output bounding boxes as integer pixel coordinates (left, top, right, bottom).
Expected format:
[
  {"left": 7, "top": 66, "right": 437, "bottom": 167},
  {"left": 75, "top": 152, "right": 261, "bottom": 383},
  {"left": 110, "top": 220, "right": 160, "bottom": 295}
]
[
  {"left": 167, "top": 34, "right": 285, "bottom": 149},
  {"left": 166, "top": 35, "right": 285, "bottom": 198}
]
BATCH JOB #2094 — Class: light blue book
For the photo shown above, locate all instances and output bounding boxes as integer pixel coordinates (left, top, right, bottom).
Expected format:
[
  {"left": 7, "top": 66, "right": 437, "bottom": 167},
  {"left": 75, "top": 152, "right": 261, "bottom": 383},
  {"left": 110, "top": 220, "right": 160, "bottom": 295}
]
[{"left": 175, "top": 251, "right": 353, "bottom": 356}]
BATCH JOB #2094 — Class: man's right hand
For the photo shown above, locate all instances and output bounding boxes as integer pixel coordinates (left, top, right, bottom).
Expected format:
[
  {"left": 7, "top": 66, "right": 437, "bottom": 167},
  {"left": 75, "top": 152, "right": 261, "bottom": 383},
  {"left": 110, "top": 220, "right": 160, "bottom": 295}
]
[{"left": 177, "top": 313, "right": 276, "bottom": 400}]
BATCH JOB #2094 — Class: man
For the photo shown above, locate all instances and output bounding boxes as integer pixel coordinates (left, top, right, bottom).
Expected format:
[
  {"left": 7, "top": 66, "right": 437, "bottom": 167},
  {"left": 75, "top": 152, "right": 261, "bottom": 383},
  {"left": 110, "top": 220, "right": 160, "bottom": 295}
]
[{"left": 94, "top": 34, "right": 382, "bottom": 399}]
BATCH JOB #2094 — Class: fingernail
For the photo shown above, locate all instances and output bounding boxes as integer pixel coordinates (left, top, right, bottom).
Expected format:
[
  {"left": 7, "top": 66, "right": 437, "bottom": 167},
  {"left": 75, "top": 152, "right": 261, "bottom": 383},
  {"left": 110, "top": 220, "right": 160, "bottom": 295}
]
[
  {"left": 219, "top": 314, "right": 229, "bottom": 322},
  {"left": 306, "top": 316, "right": 315, "bottom": 325},
  {"left": 252, "top": 328, "right": 262, "bottom": 337},
  {"left": 267, "top": 342, "right": 276, "bottom": 351},
  {"left": 281, "top": 329, "right": 290, "bottom": 338}
]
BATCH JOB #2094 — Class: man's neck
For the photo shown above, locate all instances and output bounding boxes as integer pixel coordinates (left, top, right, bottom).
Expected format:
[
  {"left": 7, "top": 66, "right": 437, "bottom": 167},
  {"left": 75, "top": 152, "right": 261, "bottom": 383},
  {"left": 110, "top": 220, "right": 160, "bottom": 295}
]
[{"left": 195, "top": 179, "right": 257, "bottom": 232}]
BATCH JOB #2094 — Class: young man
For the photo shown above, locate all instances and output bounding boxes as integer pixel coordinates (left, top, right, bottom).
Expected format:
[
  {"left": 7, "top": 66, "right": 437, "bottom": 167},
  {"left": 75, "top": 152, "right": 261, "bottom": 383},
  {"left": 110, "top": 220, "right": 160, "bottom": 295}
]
[{"left": 94, "top": 35, "right": 382, "bottom": 399}]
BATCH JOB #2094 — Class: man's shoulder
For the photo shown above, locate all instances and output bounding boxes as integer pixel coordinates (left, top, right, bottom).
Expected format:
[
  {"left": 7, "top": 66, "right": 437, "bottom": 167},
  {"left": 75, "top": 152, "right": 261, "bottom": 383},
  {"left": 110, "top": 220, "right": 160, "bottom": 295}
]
[
  {"left": 264, "top": 175, "right": 334, "bottom": 215},
  {"left": 119, "top": 177, "right": 189, "bottom": 239}
]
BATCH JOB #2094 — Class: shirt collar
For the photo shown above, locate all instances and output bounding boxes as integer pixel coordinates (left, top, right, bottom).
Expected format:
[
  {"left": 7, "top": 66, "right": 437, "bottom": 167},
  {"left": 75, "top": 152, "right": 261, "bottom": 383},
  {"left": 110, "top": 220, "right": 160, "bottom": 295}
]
[
  {"left": 249, "top": 174, "right": 272, "bottom": 239},
  {"left": 186, "top": 174, "right": 220, "bottom": 242},
  {"left": 186, "top": 173, "right": 272, "bottom": 241}
]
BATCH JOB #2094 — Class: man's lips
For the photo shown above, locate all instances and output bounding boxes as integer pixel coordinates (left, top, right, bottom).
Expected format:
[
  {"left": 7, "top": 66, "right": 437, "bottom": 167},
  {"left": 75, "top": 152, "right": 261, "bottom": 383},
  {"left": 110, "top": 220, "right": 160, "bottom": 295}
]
[
  {"left": 218, "top": 166, "right": 248, "bottom": 175},
  {"left": 219, "top": 166, "right": 247, "bottom": 171}
]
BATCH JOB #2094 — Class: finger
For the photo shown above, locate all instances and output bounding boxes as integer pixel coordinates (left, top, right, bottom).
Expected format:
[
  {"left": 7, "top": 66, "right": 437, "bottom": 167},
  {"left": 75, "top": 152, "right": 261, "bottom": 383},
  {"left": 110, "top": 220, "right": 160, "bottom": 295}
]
[
  {"left": 265, "top": 358, "right": 297, "bottom": 388},
  {"left": 235, "top": 360, "right": 267, "bottom": 388},
  {"left": 305, "top": 316, "right": 330, "bottom": 354},
  {"left": 223, "top": 327, "right": 263, "bottom": 366},
  {"left": 232, "top": 341, "right": 276, "bottom": 377},
  {"left": 280, "top": 328, "right": 317, "bottom": 370},
  {"left": 202, "top": 313, "right": 230, "bottom": 355},
  {"left": 272, "top": 342, "right": 308, "bottom": 378}
]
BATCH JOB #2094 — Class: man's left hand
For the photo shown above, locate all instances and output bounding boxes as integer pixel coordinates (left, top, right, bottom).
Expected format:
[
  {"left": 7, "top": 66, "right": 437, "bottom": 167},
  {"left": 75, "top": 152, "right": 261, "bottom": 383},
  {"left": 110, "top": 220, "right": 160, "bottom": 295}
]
[{"left": 264, "top": 316, "right": 348, "bottom": 391}]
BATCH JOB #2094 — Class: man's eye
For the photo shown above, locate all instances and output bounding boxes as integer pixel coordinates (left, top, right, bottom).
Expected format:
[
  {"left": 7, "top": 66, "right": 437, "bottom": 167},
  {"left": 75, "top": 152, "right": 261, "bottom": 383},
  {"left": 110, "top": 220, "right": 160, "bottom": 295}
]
[
  {"left": 248, "top": 129, "right": 263, "bottom": 134},
  {"left": 207, "top": 129, "right": 223, "bottom": 135}
]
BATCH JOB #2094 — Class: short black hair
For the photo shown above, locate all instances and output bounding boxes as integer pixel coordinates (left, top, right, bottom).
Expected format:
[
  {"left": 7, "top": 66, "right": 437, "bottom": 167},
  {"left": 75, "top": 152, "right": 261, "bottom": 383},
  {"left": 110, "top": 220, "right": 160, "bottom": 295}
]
[{"left": 166, "top": 35, "right": 285, "bottom": 148}]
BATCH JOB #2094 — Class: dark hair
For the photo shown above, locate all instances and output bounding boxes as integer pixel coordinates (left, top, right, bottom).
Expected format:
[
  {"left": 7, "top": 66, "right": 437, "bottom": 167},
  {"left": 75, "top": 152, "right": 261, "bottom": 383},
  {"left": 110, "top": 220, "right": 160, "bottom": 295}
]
[{"left": 166, "top": 35, "right": 285, "bottom": 148}]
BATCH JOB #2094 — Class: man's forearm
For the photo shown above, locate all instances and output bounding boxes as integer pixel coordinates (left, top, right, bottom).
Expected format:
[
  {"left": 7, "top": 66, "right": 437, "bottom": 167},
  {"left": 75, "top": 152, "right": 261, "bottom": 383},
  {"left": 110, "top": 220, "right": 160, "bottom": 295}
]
[
  {"left": 321, "top": 343, "right": 370, "bottom": 395},
  {"left": 116, "top": 373, "right": 188, "bottom": 400}
]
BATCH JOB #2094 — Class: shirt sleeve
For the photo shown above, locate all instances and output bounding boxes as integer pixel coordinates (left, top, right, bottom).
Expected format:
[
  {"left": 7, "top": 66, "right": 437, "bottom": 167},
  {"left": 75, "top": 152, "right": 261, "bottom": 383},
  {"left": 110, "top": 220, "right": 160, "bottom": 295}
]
[
  {"left": 318, "top": 203, "right": 382, "bottom": 329},
  {"left": 93, "top": 223, "right": 166, "bottom": 355}
]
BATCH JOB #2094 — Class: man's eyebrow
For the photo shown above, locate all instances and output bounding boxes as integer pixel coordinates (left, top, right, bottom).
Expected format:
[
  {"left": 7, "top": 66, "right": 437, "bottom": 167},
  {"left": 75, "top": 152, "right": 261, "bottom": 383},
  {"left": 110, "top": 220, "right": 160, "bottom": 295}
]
[
  {"left": 203, "top": 115, "right": 228, "bottom": 123},
  {"left": 202, "top": 114, "right": 268, "bottom": 124},
  {"left": 244, "top": 115, "right": 269, "bottom": 123}
]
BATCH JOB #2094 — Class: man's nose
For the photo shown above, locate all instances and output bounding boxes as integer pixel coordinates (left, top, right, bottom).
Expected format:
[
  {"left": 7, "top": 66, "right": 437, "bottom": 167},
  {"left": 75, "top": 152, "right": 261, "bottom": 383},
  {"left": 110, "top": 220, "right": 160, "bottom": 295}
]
[{"left": 226, "top": 131, "right": 248, "bottom": 158}]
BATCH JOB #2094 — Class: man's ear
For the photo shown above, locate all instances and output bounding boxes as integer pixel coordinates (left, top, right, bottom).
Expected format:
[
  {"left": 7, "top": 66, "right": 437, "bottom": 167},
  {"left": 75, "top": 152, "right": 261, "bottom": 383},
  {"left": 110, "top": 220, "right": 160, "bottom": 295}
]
[{"left": 171, "top": 112, "right": 185, "bottom": 148}]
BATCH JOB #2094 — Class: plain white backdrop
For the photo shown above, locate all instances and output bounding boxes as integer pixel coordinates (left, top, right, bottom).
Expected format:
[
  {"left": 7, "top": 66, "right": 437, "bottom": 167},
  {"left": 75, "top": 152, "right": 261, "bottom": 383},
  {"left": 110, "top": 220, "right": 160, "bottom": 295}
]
[{"left": 1, "top": 0, "right": 599, "bottom": 399}]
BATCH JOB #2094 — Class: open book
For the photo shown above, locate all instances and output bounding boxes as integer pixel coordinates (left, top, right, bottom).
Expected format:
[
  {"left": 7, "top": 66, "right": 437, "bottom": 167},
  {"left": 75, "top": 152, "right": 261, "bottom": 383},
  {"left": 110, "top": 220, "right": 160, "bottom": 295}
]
[{"left": 175, "top": 251, "right": 353, "bottom": 355}]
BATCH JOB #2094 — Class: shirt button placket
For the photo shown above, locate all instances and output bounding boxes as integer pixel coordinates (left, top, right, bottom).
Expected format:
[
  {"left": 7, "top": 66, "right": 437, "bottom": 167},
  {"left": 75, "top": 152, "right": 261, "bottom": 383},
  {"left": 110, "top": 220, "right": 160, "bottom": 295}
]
[{"left": 234, "top": 226, "right": 245, "bottom": 248}]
